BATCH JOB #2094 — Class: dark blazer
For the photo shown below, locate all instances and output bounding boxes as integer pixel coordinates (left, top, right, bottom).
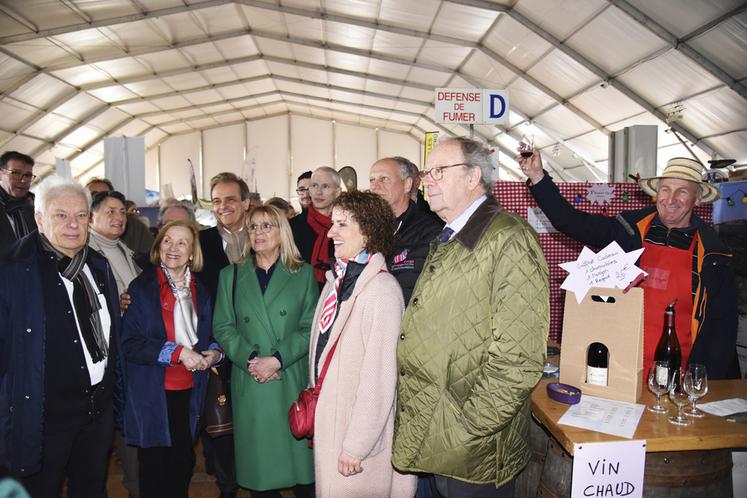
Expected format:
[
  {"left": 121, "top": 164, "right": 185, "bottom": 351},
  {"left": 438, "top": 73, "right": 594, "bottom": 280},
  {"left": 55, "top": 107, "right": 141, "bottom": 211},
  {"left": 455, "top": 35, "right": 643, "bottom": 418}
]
[
  {"left": 121, "top": 267, "right": 213, "bottom": 448},
  {"left": 289, "top": 211, "right": 334, "bottom": 284},
  {"left": 198, "top": 226, "right": 230, "bottom": 306},
  {"left": 0, "top": 232, "right": 122, "bottom": 476}
]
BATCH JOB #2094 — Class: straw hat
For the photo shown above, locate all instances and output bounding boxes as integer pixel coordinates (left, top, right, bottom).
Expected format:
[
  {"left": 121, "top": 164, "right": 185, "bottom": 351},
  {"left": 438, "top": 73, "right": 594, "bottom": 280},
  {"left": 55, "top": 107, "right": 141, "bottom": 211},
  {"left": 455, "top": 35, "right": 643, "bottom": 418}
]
[{"left": 638, "top": 157, "right": 720, "bottom": 204}]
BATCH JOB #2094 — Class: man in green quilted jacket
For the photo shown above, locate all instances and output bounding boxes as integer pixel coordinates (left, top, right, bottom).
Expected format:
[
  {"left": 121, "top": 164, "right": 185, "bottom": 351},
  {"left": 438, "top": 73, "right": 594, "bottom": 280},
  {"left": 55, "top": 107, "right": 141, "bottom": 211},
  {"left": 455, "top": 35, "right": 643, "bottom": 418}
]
[{"left": 392, "top": 137, "right": 550, "bottom": 497}]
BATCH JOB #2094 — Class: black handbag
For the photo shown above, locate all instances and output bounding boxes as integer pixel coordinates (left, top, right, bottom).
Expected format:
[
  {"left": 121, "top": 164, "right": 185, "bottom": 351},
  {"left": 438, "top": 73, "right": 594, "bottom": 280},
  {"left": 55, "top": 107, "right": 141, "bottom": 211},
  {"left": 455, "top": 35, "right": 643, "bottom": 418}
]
[
  {"left": 203, "top": 264, "right": 238, "bottom": 437},
  {"left": 204, "top": 367, "right": 232, "bottom": 436}
]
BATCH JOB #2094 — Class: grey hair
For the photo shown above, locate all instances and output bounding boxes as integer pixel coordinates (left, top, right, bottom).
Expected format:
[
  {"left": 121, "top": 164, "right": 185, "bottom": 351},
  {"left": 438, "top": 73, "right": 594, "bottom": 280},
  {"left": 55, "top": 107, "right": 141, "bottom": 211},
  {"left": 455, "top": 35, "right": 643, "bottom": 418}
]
[
  {"left": 313, "top": 166, "right": 342, "bottom": 188},
  {"left": 442, "top": 137, "right": 497, "bottom": 194},
  {"left": 382, "top": 156, "right": 417, "bottom": 183},
  {"left": 158, "top": 198, "right": 196, "bottom": 225},
  {"left": 34, "top": 176, "right": 92, "bottom": 215},
  {"left": 395, "top": 156, "right": 421, "bottom": 196}
]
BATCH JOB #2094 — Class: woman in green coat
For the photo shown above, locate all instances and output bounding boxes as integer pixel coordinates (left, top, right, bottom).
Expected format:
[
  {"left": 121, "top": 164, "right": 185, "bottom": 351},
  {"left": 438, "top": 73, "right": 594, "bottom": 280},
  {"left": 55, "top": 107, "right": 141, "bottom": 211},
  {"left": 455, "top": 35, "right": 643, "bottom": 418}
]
[{"left": 213, "top": 205, "right": 318, "bottom": 497}]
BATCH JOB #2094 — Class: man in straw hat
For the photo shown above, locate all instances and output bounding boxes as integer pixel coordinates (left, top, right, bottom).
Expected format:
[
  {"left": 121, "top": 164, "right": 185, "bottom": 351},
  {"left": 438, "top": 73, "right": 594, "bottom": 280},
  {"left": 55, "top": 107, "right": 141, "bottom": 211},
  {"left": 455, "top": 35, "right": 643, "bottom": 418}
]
[{"left": 520, "top": 153, "right": 739, "bottom": 381}]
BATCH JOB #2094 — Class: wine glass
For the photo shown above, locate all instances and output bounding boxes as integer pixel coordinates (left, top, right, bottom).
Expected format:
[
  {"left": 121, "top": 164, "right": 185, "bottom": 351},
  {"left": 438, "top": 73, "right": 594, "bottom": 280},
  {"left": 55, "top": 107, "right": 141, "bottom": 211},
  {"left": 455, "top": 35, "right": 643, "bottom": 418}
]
[
  {"left": 683, "top": 364, "right": 708, "bottom": 418},
  {"left": 647, "top": 361, "right": 669, "bottom": 414},
  {"left": 519, "top": 134, "right": 535, "bottom": 159},
  {"left": 667, "top": 369, "right": 690, "bottom": 426}
]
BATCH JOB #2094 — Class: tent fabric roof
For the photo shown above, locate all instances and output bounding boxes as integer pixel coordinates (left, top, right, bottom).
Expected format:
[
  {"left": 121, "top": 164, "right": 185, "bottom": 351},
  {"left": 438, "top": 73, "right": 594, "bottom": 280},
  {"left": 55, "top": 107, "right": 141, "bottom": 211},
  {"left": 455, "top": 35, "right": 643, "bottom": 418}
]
[{"left": 0, "top": 0, "right": 745, "bottom": 182}]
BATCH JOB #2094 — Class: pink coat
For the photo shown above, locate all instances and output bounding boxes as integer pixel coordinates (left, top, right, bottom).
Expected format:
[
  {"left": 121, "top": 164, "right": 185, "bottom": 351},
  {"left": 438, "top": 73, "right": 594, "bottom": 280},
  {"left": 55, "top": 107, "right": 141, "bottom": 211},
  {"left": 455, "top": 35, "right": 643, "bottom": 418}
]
[{"left": 309, "top": 253, "right": 417, "bottom": 498}]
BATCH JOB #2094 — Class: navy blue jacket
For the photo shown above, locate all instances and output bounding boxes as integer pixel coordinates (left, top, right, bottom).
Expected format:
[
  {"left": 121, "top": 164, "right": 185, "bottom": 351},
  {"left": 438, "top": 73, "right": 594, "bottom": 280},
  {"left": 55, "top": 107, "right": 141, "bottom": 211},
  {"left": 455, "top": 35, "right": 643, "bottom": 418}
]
[
  {"left": 529, "top": 172, "right": 740, "bottom": 380},
  {"left": 121, "top": 267, "right": 213, "bottom": 448},
  {"left": 0, "top": 232, "right": 123, "bottom": 476}
]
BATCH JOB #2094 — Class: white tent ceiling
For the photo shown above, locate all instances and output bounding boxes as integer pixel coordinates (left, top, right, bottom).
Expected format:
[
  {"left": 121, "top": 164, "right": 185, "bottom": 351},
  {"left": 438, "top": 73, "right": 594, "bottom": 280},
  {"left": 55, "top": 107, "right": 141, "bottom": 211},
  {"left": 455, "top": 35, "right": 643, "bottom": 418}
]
[{"left": 0, "top": 0, "right": 745, "bottom": 183}]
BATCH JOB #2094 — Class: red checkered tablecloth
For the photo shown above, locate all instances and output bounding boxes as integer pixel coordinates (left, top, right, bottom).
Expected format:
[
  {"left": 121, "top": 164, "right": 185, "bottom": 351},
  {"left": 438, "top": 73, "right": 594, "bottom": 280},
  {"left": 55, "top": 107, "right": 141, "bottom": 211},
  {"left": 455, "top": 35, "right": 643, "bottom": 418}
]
[{"left": 492, "top": 181, "right": 712, "bottom": 342}]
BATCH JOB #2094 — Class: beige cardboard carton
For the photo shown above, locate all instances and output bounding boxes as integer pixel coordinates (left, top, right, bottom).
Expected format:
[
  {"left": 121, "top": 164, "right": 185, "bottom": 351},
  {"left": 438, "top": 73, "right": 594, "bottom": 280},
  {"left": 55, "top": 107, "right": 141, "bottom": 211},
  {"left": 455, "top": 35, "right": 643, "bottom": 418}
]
[{"left": 559, "top": 287, "right": 644, "bottom": 403}]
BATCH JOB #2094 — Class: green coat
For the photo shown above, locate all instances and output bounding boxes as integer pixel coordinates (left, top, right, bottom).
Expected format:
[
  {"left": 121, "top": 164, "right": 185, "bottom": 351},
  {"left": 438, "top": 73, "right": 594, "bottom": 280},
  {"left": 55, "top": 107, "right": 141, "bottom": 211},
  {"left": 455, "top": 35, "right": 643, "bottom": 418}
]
[
  {"left": 392, "top": 197, "right": 550, "bottom": 488},
  {"left": 213, "top": 259, "right": 318, "bottom": 491}
]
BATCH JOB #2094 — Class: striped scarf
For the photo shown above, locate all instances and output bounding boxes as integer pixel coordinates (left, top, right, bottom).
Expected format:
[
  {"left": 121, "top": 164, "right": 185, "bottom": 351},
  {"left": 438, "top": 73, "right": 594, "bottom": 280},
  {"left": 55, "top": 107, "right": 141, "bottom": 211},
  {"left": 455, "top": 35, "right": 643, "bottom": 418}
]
[
  {"left": 39, "top": 233, "right": 108, "bottom": 362},
  {"left": 317, "top": 250, "right": 371, "bottom": 335},
  {"left": 0, "top": 186, "right": 32, "bottom": 240}
]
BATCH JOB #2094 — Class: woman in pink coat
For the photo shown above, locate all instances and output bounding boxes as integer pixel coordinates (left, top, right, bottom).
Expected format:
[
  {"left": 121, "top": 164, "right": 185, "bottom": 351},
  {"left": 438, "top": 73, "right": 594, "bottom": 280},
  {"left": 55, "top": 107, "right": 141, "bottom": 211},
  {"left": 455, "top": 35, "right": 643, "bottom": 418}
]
[{"left": 307, "top": 191, "right": 416, "bottom": 498}]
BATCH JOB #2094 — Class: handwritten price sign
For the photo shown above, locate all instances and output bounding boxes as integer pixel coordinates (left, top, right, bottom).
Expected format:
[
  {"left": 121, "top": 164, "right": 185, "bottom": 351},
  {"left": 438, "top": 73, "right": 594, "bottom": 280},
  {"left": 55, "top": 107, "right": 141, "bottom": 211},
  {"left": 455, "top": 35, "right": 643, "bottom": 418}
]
[{"left": 560, "top": 242, "right": 646, "bottom": 303}]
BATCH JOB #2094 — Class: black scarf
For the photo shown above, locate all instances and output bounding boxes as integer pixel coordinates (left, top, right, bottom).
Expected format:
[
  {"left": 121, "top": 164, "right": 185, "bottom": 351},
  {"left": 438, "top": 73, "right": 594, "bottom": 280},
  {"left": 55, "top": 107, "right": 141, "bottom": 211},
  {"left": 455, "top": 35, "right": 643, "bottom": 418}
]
[
  {"left": 0, "top": 186, "right": 31, "bottom": 239},
  {"left": 39, "top": 233, "right": 108, "bottom": 362}
]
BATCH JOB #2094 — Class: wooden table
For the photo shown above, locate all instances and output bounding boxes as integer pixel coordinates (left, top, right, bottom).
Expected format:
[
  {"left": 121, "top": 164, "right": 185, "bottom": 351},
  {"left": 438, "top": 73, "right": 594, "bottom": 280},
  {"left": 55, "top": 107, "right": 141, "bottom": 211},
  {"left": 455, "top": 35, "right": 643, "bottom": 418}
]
[
  {"left": 531, "top": 378, "right": 747, "bottom": 455},
  {"left": 520, "top": 378, "right": 747, "bottom": 497}
]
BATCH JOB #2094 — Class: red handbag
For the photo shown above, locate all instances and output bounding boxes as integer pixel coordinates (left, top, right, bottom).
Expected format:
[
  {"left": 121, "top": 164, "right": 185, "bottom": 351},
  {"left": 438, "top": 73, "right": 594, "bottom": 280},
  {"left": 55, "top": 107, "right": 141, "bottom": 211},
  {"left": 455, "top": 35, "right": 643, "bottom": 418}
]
[{"left": 289, "top": 336, "right": 340, "bottom": 442}]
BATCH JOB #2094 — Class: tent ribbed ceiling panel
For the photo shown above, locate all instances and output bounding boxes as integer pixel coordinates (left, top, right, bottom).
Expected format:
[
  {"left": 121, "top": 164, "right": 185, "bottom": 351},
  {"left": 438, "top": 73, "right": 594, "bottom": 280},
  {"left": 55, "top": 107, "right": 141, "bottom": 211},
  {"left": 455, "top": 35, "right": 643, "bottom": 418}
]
[{"left": 0, "top": 0, "right": 744, "bottom": 182}]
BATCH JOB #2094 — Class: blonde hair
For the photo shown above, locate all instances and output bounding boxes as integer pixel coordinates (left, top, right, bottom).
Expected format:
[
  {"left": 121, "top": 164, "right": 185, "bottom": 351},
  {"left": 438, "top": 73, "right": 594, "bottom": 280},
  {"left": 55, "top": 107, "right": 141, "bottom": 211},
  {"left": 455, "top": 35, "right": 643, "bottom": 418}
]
[
  {"left": 247, "top": 205, "right": 304, "bottom": 273},
  {"left": 150, "top": 220, "right": 204, "bottom": 272}
]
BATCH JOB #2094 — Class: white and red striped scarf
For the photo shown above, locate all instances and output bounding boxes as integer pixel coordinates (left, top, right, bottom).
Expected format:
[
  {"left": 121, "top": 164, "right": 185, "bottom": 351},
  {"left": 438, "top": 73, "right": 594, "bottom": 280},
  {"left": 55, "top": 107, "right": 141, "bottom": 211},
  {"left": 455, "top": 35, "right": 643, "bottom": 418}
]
[{"left": 317, "top": 251, "right": 372, "bottom": 335}]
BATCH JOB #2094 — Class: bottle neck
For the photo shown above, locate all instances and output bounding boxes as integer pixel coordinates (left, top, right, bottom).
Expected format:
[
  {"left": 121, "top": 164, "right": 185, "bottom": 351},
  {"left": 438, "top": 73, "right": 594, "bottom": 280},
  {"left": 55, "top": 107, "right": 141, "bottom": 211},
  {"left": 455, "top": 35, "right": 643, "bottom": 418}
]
[{"left": 664, "top": 310, "right": 675, "bottom": 329}]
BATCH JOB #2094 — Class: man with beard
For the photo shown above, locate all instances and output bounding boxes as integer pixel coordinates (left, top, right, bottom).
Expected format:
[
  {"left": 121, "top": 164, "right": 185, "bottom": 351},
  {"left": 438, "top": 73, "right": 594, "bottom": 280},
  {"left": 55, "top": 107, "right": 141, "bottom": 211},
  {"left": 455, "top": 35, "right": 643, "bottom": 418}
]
[{"left": 295, "top": 171, "right": 312, "bottom": 211}]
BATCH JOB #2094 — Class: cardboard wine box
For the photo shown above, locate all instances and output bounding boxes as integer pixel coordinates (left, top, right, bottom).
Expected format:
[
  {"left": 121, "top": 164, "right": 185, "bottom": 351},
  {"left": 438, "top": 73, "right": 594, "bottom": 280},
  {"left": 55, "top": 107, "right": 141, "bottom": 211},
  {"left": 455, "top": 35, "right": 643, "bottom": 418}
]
[{"left": 559, "top": 287, "right": 644, "bottom": 403}]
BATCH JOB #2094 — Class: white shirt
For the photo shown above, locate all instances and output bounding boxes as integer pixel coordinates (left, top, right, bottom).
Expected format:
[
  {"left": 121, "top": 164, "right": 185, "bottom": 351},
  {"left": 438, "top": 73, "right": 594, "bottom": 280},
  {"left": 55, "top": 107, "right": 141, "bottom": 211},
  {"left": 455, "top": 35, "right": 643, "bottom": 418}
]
[
  {"left": 60, "top": 264, "right": 111, "bottom": 385},
  {"left": 444, "top": 194, "right": 487, "bottom": 241}
]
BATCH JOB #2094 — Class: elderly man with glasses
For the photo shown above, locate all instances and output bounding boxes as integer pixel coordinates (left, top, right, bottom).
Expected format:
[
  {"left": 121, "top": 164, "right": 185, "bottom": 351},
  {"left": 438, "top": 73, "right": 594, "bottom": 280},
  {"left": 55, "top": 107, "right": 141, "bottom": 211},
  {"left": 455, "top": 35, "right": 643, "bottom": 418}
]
[
  {"left": 0, "top": 150, "right": 37, "bottom": 252},
  {"left": 393, "top": 137, "right": 550, "bottom": 498}
]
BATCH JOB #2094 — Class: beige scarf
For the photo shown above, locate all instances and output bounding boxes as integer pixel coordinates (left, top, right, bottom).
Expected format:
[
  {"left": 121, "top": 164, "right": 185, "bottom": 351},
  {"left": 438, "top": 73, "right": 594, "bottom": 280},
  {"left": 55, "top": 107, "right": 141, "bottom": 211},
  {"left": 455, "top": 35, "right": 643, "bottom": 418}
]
[{"left": 218, "top": 224, "right": 248, "bottom": 264}]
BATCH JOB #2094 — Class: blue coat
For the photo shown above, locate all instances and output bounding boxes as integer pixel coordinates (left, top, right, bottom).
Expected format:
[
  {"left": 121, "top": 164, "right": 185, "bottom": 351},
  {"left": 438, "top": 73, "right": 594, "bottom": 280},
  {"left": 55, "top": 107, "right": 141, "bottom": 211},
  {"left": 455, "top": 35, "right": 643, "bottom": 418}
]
[
  {"left": 121, "top": 267, "right": 213, "bottom": 448},
  {"left": 0, "top": 232, "right": 123, "bottom": 476}
]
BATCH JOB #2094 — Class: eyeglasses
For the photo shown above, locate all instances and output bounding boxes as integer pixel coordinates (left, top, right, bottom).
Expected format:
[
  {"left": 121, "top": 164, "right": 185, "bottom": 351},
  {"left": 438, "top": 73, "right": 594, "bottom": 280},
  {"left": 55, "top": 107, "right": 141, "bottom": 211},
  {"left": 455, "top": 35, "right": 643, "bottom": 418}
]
[
  {"left": 296, "top": 187, "right": 309, "bottom": 194},
  {"left": 248, "top": 222, "right": 276, "bottom": 233},
  {"left": 418, "top": 163, "right": 469, "bottom": 181},
  {"left": 2, "top": 168, "right": 36, "bottom": 182}
]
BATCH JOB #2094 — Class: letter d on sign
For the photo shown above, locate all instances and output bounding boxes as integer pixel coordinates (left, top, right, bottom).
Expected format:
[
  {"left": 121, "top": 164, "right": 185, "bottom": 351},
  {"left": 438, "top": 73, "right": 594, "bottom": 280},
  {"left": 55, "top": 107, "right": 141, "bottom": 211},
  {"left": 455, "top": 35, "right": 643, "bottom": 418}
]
[
  {"left": 482, "top": 90, "right": 509, "bottom": 125},
  {"left": 489, "top": 94, "right": 506, "bottom": 118}
]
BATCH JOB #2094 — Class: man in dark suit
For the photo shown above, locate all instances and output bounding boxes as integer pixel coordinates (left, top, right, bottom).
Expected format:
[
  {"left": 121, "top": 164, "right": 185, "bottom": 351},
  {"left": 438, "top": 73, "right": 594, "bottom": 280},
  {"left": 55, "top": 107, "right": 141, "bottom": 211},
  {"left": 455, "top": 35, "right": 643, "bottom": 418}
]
[
  {"left": 197, "top": 171, "right": 251, "bottom": 498},
  {"left": 0, "top": 151, "right": 37, "bottom": 253}
]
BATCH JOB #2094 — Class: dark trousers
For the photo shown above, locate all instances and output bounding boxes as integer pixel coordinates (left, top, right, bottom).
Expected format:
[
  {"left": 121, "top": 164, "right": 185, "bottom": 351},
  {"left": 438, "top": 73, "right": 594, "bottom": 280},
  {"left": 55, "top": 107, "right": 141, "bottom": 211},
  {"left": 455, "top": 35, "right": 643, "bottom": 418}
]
[
  {"left": 250, "top": 484, "right": 315, "bottom": 498},
  {"left": 201, "top": 431, "right": 238, "bottom": 493},
  {"left": 432, "top": 475, "right": 515, "bottom": 498},
  {"left": 112, "top": 429, "right": 139, "bottom": 495},
  {"left": 138, "top": 389, "right": 194, "bottom": 498},
  {"left": 20, "top": 404, "right": 114, "bottom": 498},
  {"left": 416, "top": 475, "right": 435, "bottom": 498}
]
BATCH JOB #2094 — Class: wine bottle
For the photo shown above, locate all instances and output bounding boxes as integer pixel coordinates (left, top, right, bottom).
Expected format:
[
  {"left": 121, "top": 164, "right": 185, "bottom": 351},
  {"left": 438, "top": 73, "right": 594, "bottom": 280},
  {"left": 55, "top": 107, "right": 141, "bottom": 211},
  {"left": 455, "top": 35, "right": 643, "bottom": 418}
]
[
  {"left": 654, "top": 300, "right": 681, "bottom": 386},
  {"left": 586, "top": 342, "right": 609, "bottom": 386}
]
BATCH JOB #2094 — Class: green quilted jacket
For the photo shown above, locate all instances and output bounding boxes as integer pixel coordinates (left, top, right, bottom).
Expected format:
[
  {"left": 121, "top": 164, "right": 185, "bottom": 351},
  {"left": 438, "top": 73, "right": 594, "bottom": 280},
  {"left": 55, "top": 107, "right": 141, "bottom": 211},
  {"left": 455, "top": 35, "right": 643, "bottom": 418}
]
[{"left": 392, "top": 196, "right": 549, "bottom": 488}]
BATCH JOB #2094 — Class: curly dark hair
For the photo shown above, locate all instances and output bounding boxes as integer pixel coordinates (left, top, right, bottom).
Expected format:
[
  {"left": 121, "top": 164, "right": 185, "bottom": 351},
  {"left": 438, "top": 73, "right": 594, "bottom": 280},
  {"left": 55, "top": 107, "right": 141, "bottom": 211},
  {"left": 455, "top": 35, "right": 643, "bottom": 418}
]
[{"left": 332, "top": 190, "right": 396, "bottom": 258}]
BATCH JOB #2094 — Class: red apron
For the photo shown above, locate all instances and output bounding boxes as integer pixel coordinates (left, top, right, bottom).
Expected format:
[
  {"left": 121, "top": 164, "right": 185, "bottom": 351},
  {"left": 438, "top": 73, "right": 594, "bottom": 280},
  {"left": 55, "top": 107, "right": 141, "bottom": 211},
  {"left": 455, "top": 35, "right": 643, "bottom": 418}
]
[{"left": 639, "top": 236, "right": 695, "bottom": 382}]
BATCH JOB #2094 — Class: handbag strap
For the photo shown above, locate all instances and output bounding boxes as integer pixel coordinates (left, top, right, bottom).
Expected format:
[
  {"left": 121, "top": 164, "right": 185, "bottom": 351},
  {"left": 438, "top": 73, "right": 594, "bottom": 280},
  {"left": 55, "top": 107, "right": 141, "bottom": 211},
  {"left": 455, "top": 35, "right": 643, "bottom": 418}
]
[
  {"left": 232, "top": 264, "right": 238, "bottom": 327},
  {"left": 314, "top": 335, "right": 340, "bottom": 395}
]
